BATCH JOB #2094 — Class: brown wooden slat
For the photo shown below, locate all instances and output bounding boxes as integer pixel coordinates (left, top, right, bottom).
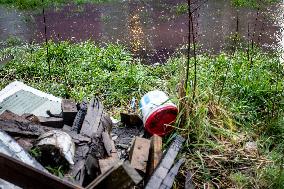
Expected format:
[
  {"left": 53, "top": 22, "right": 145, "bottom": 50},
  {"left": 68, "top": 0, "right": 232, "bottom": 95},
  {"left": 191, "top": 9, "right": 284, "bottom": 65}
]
[
  {"left": 146, "top": 135, "right": 163, "bottom": 178},
  {"left": 0, "top": 153, "right": 83, "bottom": 189}
]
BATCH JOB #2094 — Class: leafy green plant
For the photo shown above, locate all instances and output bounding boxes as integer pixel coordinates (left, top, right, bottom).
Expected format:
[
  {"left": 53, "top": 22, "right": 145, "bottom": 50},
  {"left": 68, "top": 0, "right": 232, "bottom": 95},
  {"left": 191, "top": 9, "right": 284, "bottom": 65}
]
[
  {"left": 174, "top": 3, "right": 188, "bottom": 15},
  {"left": 46, "top": 165, "right": 65, "bottom": 178},
  {"left": 29, "top": 147, "right": 42, "bottom": 158},
  {"left": 232, "top": 0, "right": 280, "bottom": 8},
  {"left": 0, "top": 40, "right": 283, "bottom": 188},
  {"left": 0, "top": 0, "right": 118, "bottom": 10}
]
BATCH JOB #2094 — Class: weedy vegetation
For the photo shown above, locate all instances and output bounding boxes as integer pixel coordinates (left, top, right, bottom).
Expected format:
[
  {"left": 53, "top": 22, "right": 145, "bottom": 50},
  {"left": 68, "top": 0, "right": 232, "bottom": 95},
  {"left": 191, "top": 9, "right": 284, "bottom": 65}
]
[
  {"left": 232, "top": 0, "right": 280, "bottom": 8},
  {"left": 0, "top": 39, "right": 283, "bottom": 188},
  {"left": 0, "top": 0, "right": 117, "bottom": 10}
]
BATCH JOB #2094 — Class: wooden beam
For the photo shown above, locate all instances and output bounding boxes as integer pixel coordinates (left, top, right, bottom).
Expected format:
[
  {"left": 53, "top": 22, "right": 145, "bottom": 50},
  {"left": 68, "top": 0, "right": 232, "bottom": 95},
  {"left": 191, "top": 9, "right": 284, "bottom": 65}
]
[
  {"left": 86, "top": 161, "right": 142, "bottom": 189},
  {"left": 37, "top": 116, "right": 64, "bottom": 128},
  {"left": 129, "top": 137, "right": 151, "bottom": 174},
  {"left": 145, "top": 135, "right": 185, "bottom": 189},
  {"left": 0, "top": 153, "right": 83, "bottom": 189},
  {"left": 0, "top": 119, "right": 52, "bottom": 137},
  {"left": 146, "top": 135, "right": 163, "bottom": 177},
  {"left": 80, "top": 98, "right": 103, "bottom": 137},
  {"left": 99, "top": 133, "right": 119, "bottom": 173},
  {"left": 160, "top": 158, "right": 185, "bottom": 189},
  {"left": 62, "top": 99, "right": 78, "bottom": 126}
]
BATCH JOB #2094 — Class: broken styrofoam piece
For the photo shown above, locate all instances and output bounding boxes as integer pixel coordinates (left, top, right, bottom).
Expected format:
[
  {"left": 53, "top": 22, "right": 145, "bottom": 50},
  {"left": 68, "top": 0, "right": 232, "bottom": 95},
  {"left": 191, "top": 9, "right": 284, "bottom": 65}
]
[
  {"left": 0, "top": 130, "right": 46, "bottom": 172},
  {"left": 36, "top": 130, "right": 75, "bottom": 165}
]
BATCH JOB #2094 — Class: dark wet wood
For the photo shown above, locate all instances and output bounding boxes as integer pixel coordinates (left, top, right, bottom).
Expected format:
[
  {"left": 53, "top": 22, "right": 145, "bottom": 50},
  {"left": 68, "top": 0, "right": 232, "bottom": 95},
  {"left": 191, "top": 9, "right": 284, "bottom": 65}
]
[
  {"left": 0, "top": 153, "right": 83, "bottom": 189},
  {"left": 37, "top": 116, "right": 64, "bottom": 128},
  {"left": 0, "top": 119, "right": 51, "bottom": 137},
  {"left": 120, "top": 113, "right": 143, "bottom": 127},
  {"left": 99, "top": 134, "right": 119, "bottom": 173},
  {"left": 71, "top": 100, "right": 88, "bottom": 133},
  {"left": 86, "top": 161, "right": 142, "bottom": 189},
  {"left": 62, "top": 99, "right": 78, "bottom": 126},
  {"left": 102, "top": 131, "right": 113, "bottom": 157},
  {"left": 80, "top": 98, "right": 103, "bottom": 137}
]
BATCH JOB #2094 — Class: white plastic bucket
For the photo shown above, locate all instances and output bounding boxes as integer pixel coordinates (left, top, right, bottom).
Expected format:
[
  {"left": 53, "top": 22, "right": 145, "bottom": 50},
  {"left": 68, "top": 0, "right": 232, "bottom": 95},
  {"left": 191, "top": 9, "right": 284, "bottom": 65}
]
[{"left": 139, "top": 90, "right": 178, "bottom": 136}]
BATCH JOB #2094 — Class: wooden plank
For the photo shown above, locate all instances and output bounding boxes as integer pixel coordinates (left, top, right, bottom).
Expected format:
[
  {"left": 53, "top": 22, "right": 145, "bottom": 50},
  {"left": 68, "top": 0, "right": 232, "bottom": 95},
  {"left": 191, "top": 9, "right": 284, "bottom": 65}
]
[
  {"left": 71, "top": 100, "right": 88, "bottom": 133},
  {"left": 86, "top": 161, "right": 142, "bottom": 189},
  {"left": 99, "top": 135, "right": 119, "bottom": 173},
  {"left": 67, "top": 159, "right": 86, "bottom": 186},
  {"left": 160, "top": 158, "right": 185, "bottom": 189},
  {"left": 0, "top": 153, "right": 83, "bottom": 189},
  {"left": 80, "top": 98, "right": 103, "bottom": 137},
  {"left": 146, "top": 135, "right": 163, "bottom": 177},
  {"left": 62, "top": 99, "right": 78, "bottom": 126},
  {"left": 0, "top": 119, "right": 52, "bottom": 137},
  {"left": 68, "top": 144, "right": 90, "bottom": 185},
  {"left": 102, "top": 131, "right": 114, "bottom": 157},
  {"left": 145, "top": 135, "right": 185, "bottom": 189},
  {"left": 99, "top": 158, "right": 118, "bottom": 174},
  {"left": 37, "top": 116, "right": 64, "bottom": 128},
  {"left": 0, "top": 110, "right": 33, "bottom": 123},
  {"left": 129, "top": 137, "right": 151, "bottom": 174}
]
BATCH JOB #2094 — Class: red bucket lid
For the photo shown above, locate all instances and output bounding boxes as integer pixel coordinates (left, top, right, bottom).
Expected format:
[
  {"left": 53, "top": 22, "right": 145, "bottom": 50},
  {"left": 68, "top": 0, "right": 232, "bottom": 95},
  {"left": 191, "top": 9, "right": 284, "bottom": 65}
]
[{"left": 144, "top": 105, "right": 178, "bottom": 136}]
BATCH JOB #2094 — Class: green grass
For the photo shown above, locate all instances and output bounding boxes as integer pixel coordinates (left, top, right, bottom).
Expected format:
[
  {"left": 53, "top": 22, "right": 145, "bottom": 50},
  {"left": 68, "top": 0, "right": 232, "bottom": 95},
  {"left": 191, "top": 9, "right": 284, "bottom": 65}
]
[
  {"left": 232, "top": 0, "right": 280, "bottom": 8},
  {"left": 0, "top": 41, "right": 178, "bottom": 109},
  {"left": 0, "top": 0, "right": 118, "bottom": 10},
  {"left": 0, "top": 41, "right": 283, "bottom": 188}
]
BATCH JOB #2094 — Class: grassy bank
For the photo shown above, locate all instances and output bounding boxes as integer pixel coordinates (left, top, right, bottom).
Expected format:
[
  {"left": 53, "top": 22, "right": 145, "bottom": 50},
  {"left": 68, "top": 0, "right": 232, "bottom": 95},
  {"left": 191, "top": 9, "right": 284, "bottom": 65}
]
[
  {"left": 0, "top": 41, "right": 283, "bottom": 188},
  {"left": 0, "top": 0, "right": 115, "bottom": 10},
  {"left": 232, "top": 0, "right": 280, "bottom": 8}
]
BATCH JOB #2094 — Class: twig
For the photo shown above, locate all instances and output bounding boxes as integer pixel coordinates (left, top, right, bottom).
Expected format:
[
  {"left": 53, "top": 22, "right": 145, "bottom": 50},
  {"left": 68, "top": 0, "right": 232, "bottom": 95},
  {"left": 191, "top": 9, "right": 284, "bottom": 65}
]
[{"left": 42, "top": 0, "right": 51, "bottom": 80}]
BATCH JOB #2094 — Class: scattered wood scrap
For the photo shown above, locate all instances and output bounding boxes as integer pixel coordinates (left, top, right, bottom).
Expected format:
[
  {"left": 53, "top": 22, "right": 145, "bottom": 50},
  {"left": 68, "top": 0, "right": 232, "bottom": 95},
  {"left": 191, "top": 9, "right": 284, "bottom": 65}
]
[
  {"left": 37, "top": 116, "right": 63, "bottom": 128},
  {"left": 0, "top": 117, "right": 54, "bottom": 137},
  {"left": 69, "top": 98, "right": 114, "bottom": 186},
  {"left": 86, "top": 161, "right": 142, "bottom": 189},
  {"left": 99, "top": 132, "right": 119, "bottom": 173},
  {"left": 0, "top": 91, "right": 185, "bottom": 189},
  {"left": 145, "top": 135, "right": 185, "bottom": 189},
  {"left": 146, "top": 134, "right": 163, "bottom": 178},
  {"left": 80, "top": 98, "right": 103, "bottom": 137},
  {"left": 62, "top": 99, "right": 78, "bottom": 126},
  {"left": 0, "top": 153, "right": 83, "bottom": 189},
  {"left": 129, "top": 136, "right": 151, "bottom": 174},
  {"left": 160, "top": 158, "right": 185, "bottom": 189},
  {"left": 71, "top": 100, "right": 88, "bottom": 133}
]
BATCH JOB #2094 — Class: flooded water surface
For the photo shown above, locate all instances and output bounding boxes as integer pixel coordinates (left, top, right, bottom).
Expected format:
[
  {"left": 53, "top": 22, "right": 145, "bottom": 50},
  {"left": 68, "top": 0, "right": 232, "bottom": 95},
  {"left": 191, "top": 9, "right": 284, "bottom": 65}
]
[{"left": 0, "top": 0, "right": 283, "bottom": 63}]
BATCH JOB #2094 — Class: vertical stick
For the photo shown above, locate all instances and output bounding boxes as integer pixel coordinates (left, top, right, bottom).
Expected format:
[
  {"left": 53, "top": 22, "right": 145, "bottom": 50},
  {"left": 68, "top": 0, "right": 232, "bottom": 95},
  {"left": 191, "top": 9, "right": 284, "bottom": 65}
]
[
  {"left": 185, "top": 0, "right": 191, "bottom": 91},
  {"left": 42, "top": 0, "right": 51, "bottom": 80},
  {"left": 247, "top": 23, "right": 250, "bottom": 61},
  {"left": 250, "top": 8, "right": 260, "bottom": 66},
  {"left": 191, "top": 13, "right": 197, "bottom": 101}
]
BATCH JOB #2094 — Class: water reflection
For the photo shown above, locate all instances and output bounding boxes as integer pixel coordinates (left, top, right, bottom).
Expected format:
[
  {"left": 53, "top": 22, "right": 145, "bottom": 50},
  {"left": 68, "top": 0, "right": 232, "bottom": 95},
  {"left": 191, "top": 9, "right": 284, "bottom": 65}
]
[
  {"left": 128, "top": 8, "right": 146, "bottom": 53},
  {"left": 0, "top": 0, "right": 284, "bottom": 63}
]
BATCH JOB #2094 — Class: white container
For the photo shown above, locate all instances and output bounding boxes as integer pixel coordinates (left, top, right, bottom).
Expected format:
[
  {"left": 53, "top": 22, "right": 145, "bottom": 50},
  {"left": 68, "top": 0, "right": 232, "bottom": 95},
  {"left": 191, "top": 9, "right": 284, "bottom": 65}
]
[{"left": 139, "top": 90, "right": 178, "bottom": 136}]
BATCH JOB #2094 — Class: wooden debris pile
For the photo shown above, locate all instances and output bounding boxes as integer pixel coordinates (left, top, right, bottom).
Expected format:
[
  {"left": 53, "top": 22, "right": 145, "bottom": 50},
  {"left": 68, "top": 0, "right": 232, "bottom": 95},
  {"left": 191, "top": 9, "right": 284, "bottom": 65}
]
[{"left": 0, "top": 97, "right": 185, "bottom": 189}]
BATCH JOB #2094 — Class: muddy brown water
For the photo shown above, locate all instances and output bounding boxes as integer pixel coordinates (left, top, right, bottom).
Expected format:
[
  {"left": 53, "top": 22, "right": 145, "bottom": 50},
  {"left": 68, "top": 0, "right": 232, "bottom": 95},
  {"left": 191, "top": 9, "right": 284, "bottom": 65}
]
[{"left": 0, "top": 0, "right": 283, "bottom": 63}]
